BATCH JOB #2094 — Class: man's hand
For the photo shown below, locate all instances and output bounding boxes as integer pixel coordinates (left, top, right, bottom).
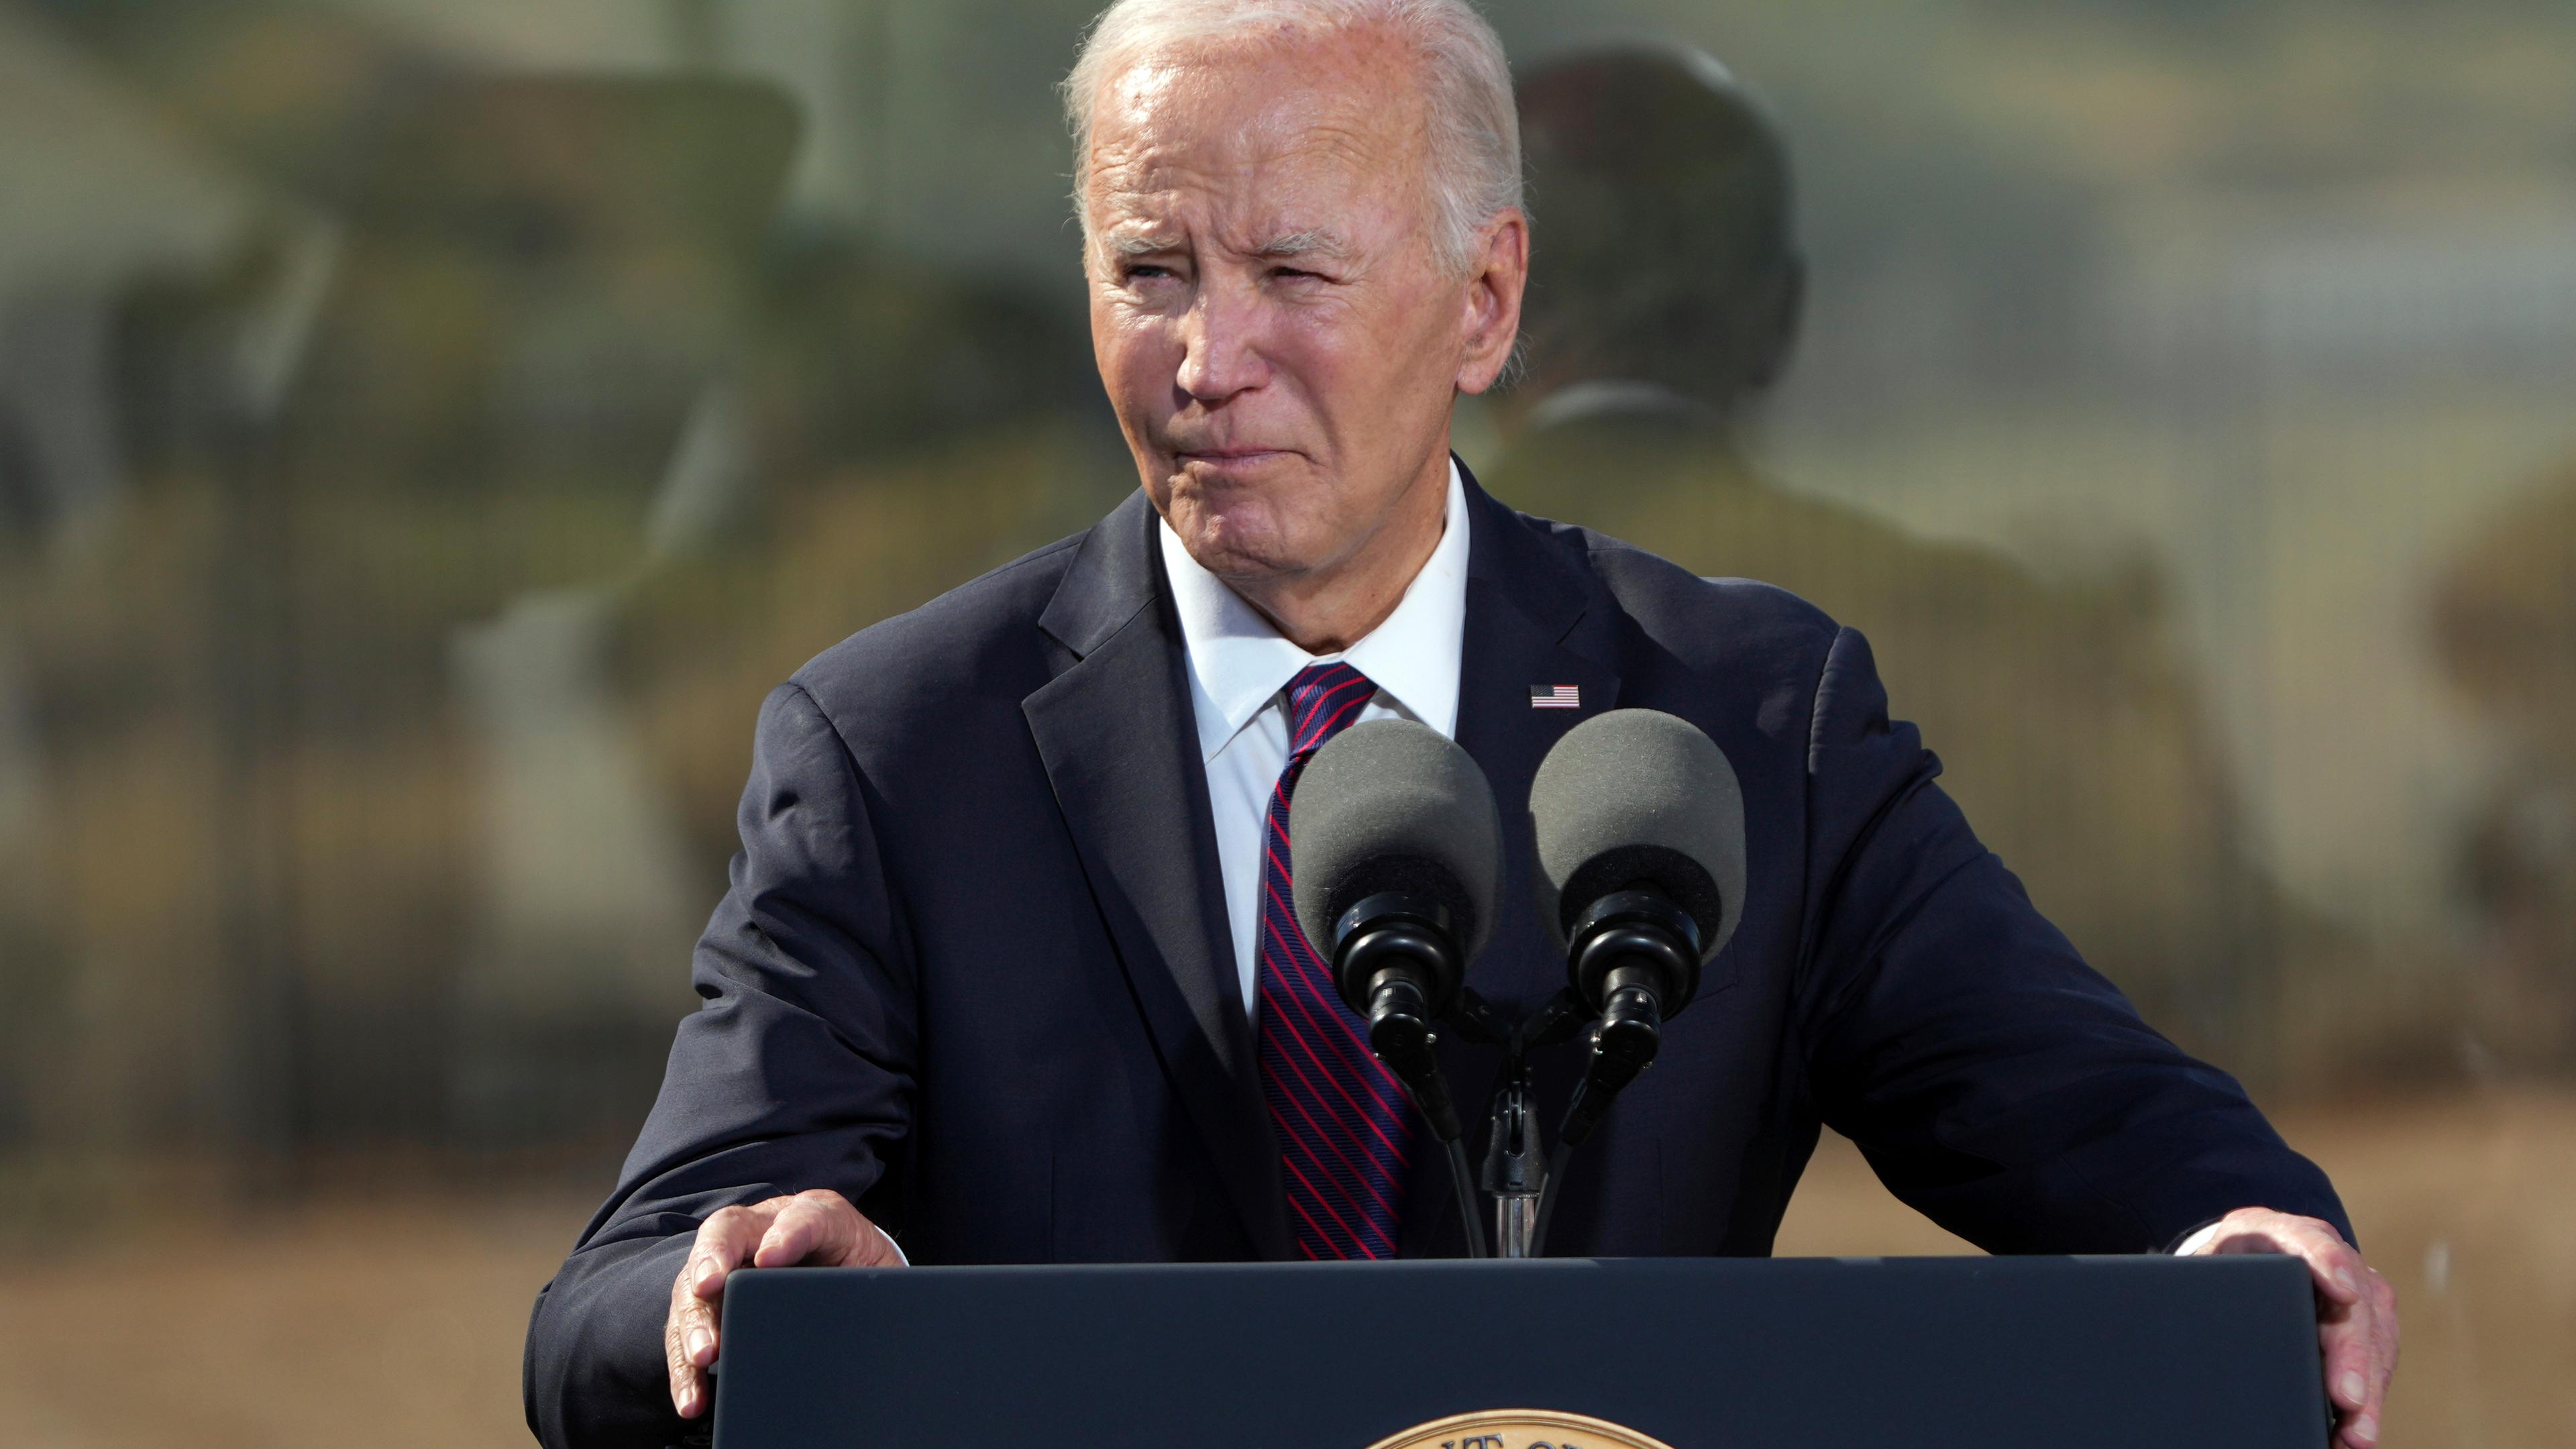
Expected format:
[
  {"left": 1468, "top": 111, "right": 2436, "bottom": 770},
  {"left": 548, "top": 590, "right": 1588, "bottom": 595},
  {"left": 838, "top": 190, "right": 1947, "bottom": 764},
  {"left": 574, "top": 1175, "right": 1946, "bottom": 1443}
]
[
  {"left": 2183, "top": 1207, "right": 2398, "bottom": 1448},
  {"left": 665, "top": 1189, "right": 905, "bottom": 1419}
]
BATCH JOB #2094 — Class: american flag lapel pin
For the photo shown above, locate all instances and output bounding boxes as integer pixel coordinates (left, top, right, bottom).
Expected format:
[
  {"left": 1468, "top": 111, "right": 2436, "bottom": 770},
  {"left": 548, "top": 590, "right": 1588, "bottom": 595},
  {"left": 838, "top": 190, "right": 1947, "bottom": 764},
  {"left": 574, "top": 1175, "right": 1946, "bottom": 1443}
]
[{"left": 1529, "top": 684, "right": 1581, "bottom": 710}]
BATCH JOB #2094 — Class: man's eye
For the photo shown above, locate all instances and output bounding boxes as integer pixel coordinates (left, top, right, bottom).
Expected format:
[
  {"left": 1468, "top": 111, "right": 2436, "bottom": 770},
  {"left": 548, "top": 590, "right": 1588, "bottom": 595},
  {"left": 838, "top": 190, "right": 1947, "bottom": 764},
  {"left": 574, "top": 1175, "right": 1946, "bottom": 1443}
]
[
  {"left": 1125, "top": 264, "right": 1177, "bottom": 282},
  {"left": 1271, "top": 266, "right": 1323, "bottom": 282}
]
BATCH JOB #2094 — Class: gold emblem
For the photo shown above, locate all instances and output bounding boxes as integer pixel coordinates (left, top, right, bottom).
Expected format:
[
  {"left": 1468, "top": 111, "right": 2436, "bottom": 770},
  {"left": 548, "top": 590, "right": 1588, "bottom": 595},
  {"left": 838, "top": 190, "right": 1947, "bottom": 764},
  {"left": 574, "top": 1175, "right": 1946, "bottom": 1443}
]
[{"left": 1364, "top": 1409, "right": 1676, "bottom": 1449}]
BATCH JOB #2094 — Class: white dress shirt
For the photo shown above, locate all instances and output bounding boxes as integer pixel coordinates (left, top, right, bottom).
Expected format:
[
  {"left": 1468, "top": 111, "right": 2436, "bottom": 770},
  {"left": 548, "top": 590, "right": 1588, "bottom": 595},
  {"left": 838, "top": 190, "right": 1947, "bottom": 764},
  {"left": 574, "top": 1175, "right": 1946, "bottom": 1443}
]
[{"left": 1159, "top": 460, "right": 1472, "bottom": 1010}]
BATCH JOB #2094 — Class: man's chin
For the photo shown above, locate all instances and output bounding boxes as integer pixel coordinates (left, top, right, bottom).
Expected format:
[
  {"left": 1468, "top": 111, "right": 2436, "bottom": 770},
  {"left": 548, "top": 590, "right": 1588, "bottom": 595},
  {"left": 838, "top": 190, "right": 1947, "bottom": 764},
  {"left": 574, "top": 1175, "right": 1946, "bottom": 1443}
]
[
  {"left": 1177, "top": 525, "right": 1296, "bottom": 582},
  {"left": 1163, "top": 502, "right": 1303, "bottom": 582}
]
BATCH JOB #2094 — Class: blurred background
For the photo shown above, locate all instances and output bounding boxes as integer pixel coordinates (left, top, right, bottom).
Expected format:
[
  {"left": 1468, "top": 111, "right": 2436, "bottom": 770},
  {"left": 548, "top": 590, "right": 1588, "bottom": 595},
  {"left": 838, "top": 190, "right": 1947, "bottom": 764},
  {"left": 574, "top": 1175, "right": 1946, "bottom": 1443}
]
[{"left": 1, "top": 0, "right": 2570, "bottom": 1444}]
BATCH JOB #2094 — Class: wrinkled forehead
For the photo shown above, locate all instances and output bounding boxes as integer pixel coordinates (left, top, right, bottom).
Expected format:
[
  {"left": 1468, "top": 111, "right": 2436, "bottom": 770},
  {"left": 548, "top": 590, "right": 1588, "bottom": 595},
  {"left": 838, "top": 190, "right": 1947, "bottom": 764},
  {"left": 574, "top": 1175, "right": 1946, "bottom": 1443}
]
[{"left": 1083, "top": 30, "right": 1433, "bottom": 241}]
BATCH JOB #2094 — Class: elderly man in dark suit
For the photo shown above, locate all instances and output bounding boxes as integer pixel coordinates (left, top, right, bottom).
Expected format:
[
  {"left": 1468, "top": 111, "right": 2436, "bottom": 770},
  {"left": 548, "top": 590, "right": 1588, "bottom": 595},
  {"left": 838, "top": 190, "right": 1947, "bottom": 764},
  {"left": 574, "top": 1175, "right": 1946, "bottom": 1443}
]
[{"left": 523, "top": 3, "right": 2397, "bottom": 1446}]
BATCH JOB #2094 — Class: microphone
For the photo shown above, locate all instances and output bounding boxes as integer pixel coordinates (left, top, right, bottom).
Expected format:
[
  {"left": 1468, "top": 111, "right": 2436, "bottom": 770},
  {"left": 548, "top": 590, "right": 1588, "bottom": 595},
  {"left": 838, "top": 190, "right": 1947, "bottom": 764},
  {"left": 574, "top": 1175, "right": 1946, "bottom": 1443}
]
[
  {"left": 1529, "top": 708, "right": 1745, "bottom": 1145},
  {"left": 1288, "top": 718, "right": 1504, "bottom": 1147}
]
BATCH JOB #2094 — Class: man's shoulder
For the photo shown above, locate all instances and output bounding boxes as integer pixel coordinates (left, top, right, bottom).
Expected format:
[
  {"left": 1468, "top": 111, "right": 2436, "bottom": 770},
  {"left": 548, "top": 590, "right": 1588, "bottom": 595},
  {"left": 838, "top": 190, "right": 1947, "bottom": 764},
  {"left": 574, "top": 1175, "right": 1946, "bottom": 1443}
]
[
  {"left": 786, "top": 525, "right": 1093, "bottom": 735},
  {"left": 1510, "top": 506, "right": 1847, "bottom": 672}
]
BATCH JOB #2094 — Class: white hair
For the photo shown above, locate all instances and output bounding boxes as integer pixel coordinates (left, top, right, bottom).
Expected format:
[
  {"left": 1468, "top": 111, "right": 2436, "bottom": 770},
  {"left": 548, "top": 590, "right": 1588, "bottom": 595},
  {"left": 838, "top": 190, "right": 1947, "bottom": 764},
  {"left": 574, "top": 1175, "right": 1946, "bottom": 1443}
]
[{"left": 1061, "top": 0, "right": 1522, "bottom": 274}]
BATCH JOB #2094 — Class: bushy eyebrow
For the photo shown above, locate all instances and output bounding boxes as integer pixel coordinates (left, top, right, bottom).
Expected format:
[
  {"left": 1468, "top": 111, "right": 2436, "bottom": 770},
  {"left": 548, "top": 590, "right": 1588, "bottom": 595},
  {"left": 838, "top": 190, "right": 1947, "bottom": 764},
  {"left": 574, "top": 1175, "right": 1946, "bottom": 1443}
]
[
  {"left": 1251, "top": 229, "right": 1351, "bottom": 262},
  {"left": 1102, "top": 229, "right": 1352, "bottom": 262},
  {"left": 1107, "top": 232, "right": 1183, "bottom": 258}
]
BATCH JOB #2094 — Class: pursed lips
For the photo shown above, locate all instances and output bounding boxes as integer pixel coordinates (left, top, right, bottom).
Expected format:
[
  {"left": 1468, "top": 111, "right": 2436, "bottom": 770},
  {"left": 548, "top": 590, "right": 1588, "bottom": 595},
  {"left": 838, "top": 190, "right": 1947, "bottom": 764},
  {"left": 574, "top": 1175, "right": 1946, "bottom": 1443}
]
[{"left": 1171, "top": 444, "right": 1299, "bottom": 462}]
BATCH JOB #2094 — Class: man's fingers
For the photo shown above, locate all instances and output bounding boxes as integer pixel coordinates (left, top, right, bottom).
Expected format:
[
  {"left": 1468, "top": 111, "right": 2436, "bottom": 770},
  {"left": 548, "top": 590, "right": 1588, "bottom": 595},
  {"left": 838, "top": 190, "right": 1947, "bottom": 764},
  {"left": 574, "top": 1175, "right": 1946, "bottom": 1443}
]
[
  {"left": 665, "top": 1269, "right": 720, "bottom": 1417},
  {"left": 851, "top": 1216, "right": 907, "bottom": 1267},
  {"left": 665, "top": 1191, "right": 890, "bottom": 1419},
  {"left": 2321, "top": 1328, "right": 2379, "bottom": 1448},
  {"left": 2356, "top": 1271, "right": 2398, "bottom": 1444},
  {"left": 2198, "top": 1206, "right": 2397, "bottom": 1447},
  {"left": 753, "top": 1191, "right": 854, "bottom": 1269},
  {"left": 666, "top": 1201, "right": 784, "bottom": 1418},
  {"left": 2316, "top": 1261, "right": 2397, "bottom": 1449},
  {"left": 2306, "top": 1238, "right": 2369, "bottom": 1307},
  {"left": 2211, "top": 1214, "right": 2365, "bottom": 1305},
  {"left": 664, "top": 1319, "right": 705, "bottom": 1419},
  {"left": 750, "top": 1189, "right": 903, "bottom": 1268},
  {"left": 2321, "top": 1316, "right": 2371, "bottom": 1409},
  {"left": 688, "top": 1203, "right": 776, "bottom": 1298}
]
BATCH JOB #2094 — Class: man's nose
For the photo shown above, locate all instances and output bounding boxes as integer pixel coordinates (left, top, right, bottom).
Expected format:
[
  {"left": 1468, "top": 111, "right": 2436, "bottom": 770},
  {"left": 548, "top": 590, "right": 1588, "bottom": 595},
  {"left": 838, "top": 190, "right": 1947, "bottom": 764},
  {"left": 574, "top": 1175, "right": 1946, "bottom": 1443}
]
[{"left": 1174, "top": 281, "right": 1271, "bottom": 404}]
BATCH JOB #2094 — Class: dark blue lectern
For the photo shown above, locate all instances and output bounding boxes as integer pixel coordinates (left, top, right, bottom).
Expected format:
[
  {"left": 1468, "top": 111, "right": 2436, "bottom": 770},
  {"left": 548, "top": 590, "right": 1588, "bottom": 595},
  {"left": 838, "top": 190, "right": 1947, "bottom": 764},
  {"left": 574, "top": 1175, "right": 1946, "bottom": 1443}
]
[{"left": 712, "top": 1255, "right": 2327, "bottom": 1449}]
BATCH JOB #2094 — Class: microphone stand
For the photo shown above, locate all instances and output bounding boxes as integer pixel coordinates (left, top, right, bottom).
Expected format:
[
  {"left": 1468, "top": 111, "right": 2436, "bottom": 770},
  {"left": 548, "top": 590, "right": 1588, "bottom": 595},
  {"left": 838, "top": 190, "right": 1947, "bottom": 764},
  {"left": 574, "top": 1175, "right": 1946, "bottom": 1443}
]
[
  {"left": 1446, "top": 983, "right": 1674, "bottom": 1258},
  {"left": 1450, "top": 989, "right": 1587, "bottom": 1258}
]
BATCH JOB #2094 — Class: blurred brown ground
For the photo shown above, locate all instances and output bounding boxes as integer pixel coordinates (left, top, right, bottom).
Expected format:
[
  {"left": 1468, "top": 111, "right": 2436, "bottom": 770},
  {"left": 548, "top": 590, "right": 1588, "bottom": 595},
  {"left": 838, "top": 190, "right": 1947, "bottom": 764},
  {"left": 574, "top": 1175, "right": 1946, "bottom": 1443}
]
[{"left": 0, "top": 1091, "right": 2565, "bottom": 1448}]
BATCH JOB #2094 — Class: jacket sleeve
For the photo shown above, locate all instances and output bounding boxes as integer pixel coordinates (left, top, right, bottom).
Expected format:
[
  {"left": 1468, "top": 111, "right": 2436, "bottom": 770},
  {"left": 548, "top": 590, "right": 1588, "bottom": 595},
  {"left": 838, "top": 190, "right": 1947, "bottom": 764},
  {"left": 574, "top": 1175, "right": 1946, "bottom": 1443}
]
[
  {"left": 1791, "top": 626, "right": 2349, "bottom": 1252},
  {"left": 525, "top": 682, "right": 918, "bottom": 1448}
]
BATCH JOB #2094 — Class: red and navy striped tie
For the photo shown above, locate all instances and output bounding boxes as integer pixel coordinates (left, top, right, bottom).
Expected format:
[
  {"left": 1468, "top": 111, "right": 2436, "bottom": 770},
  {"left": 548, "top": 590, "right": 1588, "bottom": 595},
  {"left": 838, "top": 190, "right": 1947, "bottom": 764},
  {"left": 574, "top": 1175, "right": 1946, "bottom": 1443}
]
[{"left": 1256, "top": 661, "right": 1417, "bottom": 1260}]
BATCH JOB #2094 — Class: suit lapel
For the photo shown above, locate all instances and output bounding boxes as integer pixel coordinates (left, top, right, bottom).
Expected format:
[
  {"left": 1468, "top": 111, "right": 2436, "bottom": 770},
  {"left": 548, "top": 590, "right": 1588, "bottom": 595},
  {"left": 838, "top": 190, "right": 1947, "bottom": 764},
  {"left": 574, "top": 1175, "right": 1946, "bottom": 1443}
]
[
  {"left": 1023, "top": 493, "right": 1293, "bottom": 1260},
  {"left": 1451, "top": 462, "right": 1627, "bottom": 923}
]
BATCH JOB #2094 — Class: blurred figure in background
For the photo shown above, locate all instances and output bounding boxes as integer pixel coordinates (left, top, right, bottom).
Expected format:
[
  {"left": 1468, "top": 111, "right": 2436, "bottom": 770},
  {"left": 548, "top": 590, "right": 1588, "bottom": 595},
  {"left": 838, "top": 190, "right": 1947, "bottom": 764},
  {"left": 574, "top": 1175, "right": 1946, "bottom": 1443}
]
[
  {"left": 2436, "top": 458, "right": 2576, "bottom": 1071},
  {"left": 3, "top": 0, "right": 806, "bottom": 1163},
  {"left": 1, "top": 0, "right": 1124, "bottom": 1183},
  {"left": 607, "top": 226, "right": 1120, "bottom": 885},
  {"left": 1487, "top": 45, "right": 2280, "bottom": 1065}
]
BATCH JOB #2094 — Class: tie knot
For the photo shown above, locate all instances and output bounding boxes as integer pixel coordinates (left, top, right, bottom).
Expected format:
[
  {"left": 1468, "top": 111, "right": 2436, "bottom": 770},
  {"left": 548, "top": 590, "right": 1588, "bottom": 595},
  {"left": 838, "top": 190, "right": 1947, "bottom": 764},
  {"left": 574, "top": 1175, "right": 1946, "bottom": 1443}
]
[{"left": 1285, "top": 661, "right": 1376, "bottom": 759}]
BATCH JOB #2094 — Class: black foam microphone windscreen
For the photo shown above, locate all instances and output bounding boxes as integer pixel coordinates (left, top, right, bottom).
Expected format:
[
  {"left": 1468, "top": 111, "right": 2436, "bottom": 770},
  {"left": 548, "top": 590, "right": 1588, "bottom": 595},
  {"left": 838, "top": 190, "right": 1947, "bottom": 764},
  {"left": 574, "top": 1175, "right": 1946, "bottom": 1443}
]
[
  {"left": 1289, "top": 718, "right": 1505, "bottom": 961},
  {"left": 1529, "top": 708, "right": 1746, "bottom": 961}
]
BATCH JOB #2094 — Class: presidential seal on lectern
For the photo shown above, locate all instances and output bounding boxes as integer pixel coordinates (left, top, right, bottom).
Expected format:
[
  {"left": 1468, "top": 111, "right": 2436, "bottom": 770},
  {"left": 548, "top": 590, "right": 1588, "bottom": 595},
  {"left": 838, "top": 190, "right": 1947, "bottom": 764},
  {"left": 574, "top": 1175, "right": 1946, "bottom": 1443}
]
[{"left": 1366, "top": 1409, "right": 1676, "bottom": 1449}]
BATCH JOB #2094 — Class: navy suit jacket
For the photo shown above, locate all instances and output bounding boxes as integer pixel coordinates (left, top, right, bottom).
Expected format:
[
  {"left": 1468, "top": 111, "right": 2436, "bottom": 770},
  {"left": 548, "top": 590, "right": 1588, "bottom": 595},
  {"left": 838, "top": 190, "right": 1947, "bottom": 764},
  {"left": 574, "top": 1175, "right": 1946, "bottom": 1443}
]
[{"left": 525, "top": 469, "right": 2347, "bottom": 1447}]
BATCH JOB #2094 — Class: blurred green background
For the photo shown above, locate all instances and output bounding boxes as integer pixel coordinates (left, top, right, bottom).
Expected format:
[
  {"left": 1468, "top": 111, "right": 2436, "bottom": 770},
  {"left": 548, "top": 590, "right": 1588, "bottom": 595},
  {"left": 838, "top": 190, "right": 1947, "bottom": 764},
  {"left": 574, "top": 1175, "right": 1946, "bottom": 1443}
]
[{"left": 1, "top": 1, "right": 2571, "bottom": 1444}]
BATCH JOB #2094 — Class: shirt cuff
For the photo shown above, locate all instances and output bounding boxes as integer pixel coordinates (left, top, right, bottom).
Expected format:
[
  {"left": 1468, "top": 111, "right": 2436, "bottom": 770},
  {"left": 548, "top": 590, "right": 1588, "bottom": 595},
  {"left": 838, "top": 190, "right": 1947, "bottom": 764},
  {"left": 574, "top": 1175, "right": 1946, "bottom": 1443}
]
[{"left": 878, "top": 1224, "right": 910, "bottom": 1266}]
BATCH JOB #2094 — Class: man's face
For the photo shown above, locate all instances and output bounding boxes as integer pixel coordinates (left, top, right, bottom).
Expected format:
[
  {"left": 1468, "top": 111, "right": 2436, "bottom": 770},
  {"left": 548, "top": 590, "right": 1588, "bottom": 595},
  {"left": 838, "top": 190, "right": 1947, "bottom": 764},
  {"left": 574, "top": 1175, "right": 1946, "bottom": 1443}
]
[{"left": 1082, "top": 28, "right": 1509, "bottom": 586}]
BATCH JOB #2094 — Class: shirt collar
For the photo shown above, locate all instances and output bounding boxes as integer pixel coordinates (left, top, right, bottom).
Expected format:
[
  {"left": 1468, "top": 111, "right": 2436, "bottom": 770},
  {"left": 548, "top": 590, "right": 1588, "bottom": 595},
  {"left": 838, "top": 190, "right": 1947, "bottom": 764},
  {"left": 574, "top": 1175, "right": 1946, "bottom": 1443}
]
[{"left": 1160, "top": 459, "right": 1471, "bottom": 763}]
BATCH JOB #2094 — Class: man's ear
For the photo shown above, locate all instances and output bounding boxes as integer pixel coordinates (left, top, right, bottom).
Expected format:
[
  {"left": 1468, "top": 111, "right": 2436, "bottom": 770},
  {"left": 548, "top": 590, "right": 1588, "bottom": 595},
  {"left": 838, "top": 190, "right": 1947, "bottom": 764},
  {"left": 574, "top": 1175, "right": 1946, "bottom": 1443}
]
[{"left": 1456, "top": 209, "right": 1530, "bottom": 396}]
